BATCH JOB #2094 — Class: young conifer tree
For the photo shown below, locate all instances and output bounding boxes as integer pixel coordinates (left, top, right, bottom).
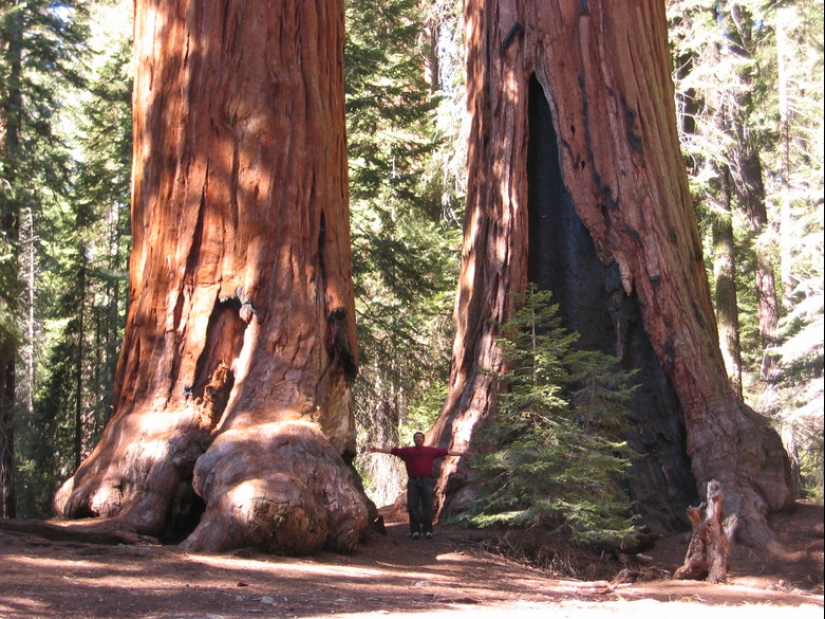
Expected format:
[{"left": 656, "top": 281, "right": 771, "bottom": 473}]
[{"left": 462, "top": 286, "right": 640, "bottom": 544}]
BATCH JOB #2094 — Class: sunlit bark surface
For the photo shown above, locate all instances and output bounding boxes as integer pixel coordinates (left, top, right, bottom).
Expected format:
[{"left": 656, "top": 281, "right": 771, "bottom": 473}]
[
  {"left": 432, "top": 0, "right": 792, "bottom": 549},
  {"left": 54, "top": 0, "right": 370, "bottom": 554}
]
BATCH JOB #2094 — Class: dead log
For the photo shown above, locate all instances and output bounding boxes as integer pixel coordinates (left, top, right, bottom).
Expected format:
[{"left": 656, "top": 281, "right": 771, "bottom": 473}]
[
  {"left": 0, "top": 517, "right": 157, "bottom": 546},
  {"left": 674, "top": 479, "right": 739, "bottom": 583}
]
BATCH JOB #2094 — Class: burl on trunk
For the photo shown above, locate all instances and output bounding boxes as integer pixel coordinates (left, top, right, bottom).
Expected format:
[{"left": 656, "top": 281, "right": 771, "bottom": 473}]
[{"left": 54, "top": 0, "right": 371, "bottom": 554}]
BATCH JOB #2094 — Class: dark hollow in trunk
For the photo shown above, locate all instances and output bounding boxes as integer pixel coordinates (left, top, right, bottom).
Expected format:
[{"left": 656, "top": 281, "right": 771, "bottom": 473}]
[{"left": 526, "top": 75, "right": 697, "bottom": 533}]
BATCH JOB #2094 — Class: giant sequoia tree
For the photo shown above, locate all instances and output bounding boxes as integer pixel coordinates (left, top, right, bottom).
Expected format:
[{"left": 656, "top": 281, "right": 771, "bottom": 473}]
[
  {"left": 431, "top": 0, "right": 793, "bottom": 549},
  {"left": 53, "top": 0, "right": 371, "bottom": 554}
]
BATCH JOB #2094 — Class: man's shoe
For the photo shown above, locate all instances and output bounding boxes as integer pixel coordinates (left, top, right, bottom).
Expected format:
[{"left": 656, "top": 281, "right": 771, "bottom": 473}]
[
  {"left": 411, "top": 532, "right": 420, "bottom": 540},
  {"left": 425, "top": 532, "right": 433, "bottom": 539}
]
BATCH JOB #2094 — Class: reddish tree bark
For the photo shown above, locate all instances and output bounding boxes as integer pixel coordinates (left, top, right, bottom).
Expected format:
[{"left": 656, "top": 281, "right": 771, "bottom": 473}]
[
  {"left": 54, "top": 0, "right": 370, "bottom": 554},
  {"left": 674, "top": 479, "right": 739, "bottom": 584},
  {"left": 431, "top": 0, "right": 792, "bottom": 549}
]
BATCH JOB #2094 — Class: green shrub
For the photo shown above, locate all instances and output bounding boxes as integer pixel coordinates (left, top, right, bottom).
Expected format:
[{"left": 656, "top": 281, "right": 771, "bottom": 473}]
[{"left": 457, "top": 286, "right": 641, "bottom": 544}]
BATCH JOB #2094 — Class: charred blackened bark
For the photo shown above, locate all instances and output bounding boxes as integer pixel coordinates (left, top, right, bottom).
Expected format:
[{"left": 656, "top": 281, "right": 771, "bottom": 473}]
[{"left": 525, "top": 75, "right": 697, "bottom": 532}]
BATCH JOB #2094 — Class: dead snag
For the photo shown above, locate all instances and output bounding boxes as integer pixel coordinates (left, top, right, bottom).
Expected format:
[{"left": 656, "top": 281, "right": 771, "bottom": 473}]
[{"left": 674, "top": 479, "right": 739, "bottom": 583}]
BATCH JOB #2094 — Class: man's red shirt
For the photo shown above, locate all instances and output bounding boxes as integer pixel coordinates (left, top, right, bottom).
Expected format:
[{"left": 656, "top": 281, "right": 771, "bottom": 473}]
[{"left": 391, "top": 446, "right": 449, "bottom": 478}]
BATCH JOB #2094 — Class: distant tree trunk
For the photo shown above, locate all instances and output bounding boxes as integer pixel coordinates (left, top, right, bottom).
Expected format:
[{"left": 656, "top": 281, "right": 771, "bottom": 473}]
[
  {"left": 0, "top": 0, "right": 24, "bottom": 520},
  {"left": 712, "top": 165, "right": 742, "bottom": 397},
  {"left": 725, "top": 3, "right": 780, "bottom": 381},
  {"left": 74, "top": 249, "right": 86, "bottom": 470},
  {"left": 431, "top": 0, "right": 792, "bottom": 549},
  {"left": 23, "top": 207, "right": 36, "bottom": 420},
  {"left": 775, "top": 9, "right": 793, "bottom": 310},
  {"left": 54, "top": 0, "right": 371, "bottom": 555},
  {"left": 0, "top": 336, "right": 15, "bottom": 520},
  {"left": 423, "top": 13, "right": 441, "bottom": 94},
  {"left": 731, "top": 133, "right": 780, "bottom": 381}
]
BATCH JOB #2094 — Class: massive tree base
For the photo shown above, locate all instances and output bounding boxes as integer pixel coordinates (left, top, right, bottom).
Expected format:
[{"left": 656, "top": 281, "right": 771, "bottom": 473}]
[
  {"left": 50, "top": 0, "right": 367, "bottom": 556},
  {"left": 182, "top": 421, "right": 369, "bottom": 555},
  {"left": 55, "top": 414, "right": 371, "bottom": 556}
]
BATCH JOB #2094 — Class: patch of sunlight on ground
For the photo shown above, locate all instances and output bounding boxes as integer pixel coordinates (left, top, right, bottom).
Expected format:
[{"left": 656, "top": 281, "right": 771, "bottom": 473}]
[{"left": 312, "top": 599, "right": 824, "bottom": 619}]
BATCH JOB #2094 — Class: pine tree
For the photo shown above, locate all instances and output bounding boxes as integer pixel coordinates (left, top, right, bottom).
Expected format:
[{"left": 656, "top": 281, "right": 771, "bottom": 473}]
[
  {"left": 345, "top": 0, "right": 461, "bottom": 504},
  {"left": 458, "top": 287, "right": 640, "bottom": 544},
  {"left": 668, "top": 0, "right": 823, "bottom": 498},
  {"left": 64, "top": 9, "right": 132, "bottom": 450},
  {"left": 764, "top": 0, "right": 824, "bottom": 500},
  {"left": 0, "top": 0, "right": 89, "bottom": 517},
  {"left": 16, "top": 246, "right": 87, "bottom": 517},
  {"left": 14, "top": 3, "right": 132, "bottom": 518}
]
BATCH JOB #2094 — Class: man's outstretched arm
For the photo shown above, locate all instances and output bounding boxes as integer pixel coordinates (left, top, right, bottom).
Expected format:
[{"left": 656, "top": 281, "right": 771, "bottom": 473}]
[{"left": 367, "top": 446, "right": 393, "bottom": 455}]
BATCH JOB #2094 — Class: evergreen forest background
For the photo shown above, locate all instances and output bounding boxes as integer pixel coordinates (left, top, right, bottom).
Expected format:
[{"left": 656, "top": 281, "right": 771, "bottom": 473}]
[{"left": 0, "top": 0, "right": 822, "bottom": 520}]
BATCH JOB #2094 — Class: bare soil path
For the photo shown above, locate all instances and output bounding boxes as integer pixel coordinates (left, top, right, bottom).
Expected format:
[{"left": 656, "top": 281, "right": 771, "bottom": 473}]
[{"left": 1, "top": 501, "right": 822, "bottom": 619}]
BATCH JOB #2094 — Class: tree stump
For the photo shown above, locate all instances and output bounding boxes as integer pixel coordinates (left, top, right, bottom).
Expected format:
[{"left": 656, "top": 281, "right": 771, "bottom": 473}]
[{"left": 674, "top": 479, "right": 739, "bottom": 583}]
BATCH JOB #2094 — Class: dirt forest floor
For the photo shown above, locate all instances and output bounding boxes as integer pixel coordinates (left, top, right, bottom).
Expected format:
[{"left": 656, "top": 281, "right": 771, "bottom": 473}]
[{"left": 0, "top": 501, "right": 822, "bottom": 619}]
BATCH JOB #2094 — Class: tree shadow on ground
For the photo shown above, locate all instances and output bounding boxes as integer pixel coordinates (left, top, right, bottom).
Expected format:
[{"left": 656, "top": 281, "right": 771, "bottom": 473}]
[{"left": 0, "top": 502, "right": 821, "bottom": 619}]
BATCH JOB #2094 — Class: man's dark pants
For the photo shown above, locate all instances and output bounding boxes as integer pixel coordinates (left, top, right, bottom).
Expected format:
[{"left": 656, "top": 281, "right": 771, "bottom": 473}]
[{"left": 406, "top": 476, "right": 434, "bottom": 535}]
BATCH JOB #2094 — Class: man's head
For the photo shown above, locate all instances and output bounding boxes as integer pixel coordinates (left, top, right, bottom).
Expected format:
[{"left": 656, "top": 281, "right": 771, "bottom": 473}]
[{"left": 413, "top": 432, "right": 425, "bottom": 446}]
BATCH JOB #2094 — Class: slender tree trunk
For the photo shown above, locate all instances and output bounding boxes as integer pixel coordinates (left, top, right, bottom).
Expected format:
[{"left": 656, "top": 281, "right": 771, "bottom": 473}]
[
  {"left": 712, "top": 165, "right": 742, "bottom": 397},
  {"left": 0, "top": 349, "right": 14, "bottom": 519},
  {"left": 731, "top": 139, "right": 780, "bottom": 380},
  {"left": 54, "top": 0, "right": 370, "bottom": 554},
  {"left": 726, "top": 3, "right": 781, "bottom": 380},
  {"left": 775, "top": 8, "right": 793, "bottom": 309},
  {"left": 74, "top": 250, "right": 86, "bottom": 469},
  {"left": 424, "top": 13, "right": 441, "bottom": 94},
  {"left": 0, "top": 0, "right": 24, "bottom": 519},
  {"left": 24, "top": 207, "right": 35, "bottom": 417},
  {"left": 0, "top": 215, "right": 17, "bottom": 519},
  {"left": 432, "top": 0, "right": 791, "bottom": 549}
]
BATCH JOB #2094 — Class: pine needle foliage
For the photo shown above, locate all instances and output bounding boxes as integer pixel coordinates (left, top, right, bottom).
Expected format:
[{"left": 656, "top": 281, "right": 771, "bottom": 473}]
[
  {"left": 1, "top": 0, "right": 90, "bottom": 517},
  {"left": 11, "top": 1, "right": 132, "bottom": 518},
  {"left": 668, "top": 0, "right": 824, "bottom": 499},
  {"left": 345, "top": 0, "right": 461, "bottom": 504},
  {"left": 459, "top": 286, "right": 641, "bottom": 544}
]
